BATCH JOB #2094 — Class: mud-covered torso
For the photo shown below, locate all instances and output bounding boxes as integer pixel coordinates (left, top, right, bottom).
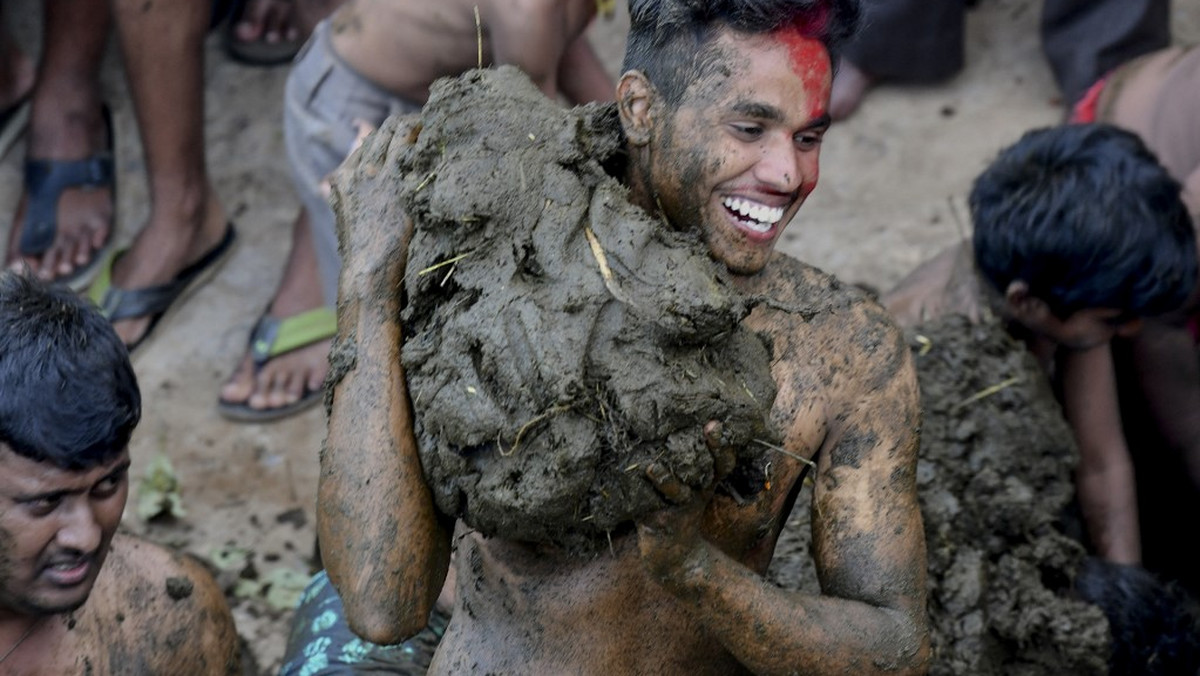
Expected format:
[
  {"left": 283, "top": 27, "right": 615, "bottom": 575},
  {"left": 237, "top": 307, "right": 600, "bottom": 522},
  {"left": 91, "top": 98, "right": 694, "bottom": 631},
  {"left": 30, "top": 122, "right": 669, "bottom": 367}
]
[{"left": 432, "top": 255, "right": 896, "bottom": 675}]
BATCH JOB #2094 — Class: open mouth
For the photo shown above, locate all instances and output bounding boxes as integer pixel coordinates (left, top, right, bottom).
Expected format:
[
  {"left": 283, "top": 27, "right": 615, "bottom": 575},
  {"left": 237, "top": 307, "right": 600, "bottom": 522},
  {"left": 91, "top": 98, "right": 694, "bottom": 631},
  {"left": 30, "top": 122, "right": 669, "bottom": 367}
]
[
  {"left": 722, "top": 197, "right": 785, "bottom": 234},
  {"left": 42, "top": 558, "right": 92, "bottom": 586}
]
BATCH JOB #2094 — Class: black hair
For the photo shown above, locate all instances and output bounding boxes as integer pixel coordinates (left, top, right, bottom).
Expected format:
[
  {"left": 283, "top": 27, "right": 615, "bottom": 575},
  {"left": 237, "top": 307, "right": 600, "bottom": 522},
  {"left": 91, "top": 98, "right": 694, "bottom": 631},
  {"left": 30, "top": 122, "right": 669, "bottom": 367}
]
[
  {"left": 1075, "top": 558, "right": 1200, "bottom": 675},
  {"left": 971, "top": 124, "right": 1197, "bottom": 319},
  {"left": 0, "top": 273, "right": 140, "bottom": 470},
  {"left": 623, "top": 0, "right": 861, "bottom": 106}
]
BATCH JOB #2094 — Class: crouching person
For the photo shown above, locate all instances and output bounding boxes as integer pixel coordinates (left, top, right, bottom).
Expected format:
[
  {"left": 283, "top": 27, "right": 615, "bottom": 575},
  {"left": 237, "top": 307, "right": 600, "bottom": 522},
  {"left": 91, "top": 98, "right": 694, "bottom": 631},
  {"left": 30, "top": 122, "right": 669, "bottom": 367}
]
[{"left": 0, "top": 272, "right": 240, "bottom": 674}]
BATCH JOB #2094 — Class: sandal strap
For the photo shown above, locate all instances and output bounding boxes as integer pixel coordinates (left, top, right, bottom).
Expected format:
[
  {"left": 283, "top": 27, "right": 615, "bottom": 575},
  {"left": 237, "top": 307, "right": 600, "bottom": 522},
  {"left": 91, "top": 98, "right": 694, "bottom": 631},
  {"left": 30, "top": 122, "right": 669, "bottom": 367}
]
[
  {"left": 21, "top": 155, "right": 114, "bottom": 255},
  {"left": 20, "top": 106, "right": 115, "bottom": 256},
  {"left": 249, "top": 307, "right": 337, "bottom": 366}
]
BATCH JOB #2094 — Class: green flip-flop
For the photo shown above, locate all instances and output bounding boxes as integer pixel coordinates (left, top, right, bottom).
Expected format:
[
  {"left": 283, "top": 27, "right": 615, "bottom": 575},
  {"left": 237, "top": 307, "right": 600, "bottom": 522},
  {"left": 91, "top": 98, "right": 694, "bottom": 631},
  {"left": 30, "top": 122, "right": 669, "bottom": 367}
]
[{"left": 217, "top": 306, "right": 337, "bottom": 422}]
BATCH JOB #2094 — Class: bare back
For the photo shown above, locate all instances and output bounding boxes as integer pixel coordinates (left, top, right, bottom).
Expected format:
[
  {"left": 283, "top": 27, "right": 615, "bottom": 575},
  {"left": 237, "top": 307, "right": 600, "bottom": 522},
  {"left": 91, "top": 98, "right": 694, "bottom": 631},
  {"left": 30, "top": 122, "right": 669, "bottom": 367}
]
[
  {"left": 432, "top": 255, "right": 925, "bottom": 674},
  {"left": 5, "top": 534, "right": 239, "bottom": 676}
]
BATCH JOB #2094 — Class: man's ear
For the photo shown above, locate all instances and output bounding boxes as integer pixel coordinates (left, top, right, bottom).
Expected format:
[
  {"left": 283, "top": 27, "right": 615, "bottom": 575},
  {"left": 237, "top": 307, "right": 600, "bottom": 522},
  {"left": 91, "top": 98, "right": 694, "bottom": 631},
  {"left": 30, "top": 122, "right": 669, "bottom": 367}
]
[
  {"left": 1004, "top": 280, "right": 1049, "bottom": 321},
  {"left": 617, "top": 70, "right": 655, "bottom": 146}
]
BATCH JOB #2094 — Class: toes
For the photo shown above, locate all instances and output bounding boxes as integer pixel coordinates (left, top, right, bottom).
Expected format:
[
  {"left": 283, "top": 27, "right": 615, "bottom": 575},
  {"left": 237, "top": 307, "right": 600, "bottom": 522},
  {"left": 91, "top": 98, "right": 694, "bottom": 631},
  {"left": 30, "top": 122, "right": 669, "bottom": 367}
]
[{"left": 221, "top": 355, "right": 259, "bottom": 404}]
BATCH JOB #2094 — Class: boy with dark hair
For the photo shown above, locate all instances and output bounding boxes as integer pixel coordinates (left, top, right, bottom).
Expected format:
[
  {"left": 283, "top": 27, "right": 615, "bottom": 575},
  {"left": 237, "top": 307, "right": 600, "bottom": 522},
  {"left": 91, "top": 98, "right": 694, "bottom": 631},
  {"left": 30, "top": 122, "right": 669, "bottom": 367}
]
[
  {"left": 885, "top": 123, "right": 1199, "bottom": 580},
  {"left": 0, "top": 272, "right": 240, "bottom": 673},
  {"left": 319, "top": 0, "right": 932, "bottom": 673}
]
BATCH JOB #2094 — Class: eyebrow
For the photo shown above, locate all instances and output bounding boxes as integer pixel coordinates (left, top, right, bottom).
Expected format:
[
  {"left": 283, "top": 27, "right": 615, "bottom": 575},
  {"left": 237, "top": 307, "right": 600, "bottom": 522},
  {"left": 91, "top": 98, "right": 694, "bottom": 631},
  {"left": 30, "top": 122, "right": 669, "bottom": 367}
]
[
  {"left": 729, "top": 102, "right": 831, "bottom": 130},
  {"left": 16, "top": 459, "right": 132, "bottom": 503}
]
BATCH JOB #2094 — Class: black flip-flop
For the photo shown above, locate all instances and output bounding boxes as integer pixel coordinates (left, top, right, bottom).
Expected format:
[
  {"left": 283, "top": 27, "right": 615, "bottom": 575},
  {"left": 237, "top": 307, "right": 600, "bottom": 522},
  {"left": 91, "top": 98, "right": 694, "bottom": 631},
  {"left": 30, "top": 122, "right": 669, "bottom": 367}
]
[{"left": 88, "top": 224, "right": 238, "bottom": 353}]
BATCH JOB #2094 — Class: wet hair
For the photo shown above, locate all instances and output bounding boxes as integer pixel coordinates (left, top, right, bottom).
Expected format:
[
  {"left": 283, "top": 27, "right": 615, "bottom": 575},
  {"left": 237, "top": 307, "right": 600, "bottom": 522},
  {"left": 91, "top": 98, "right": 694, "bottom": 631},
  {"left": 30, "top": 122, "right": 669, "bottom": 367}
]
[
  {"left": 623, "top": 0, "right": 861, "bottom": 106},
  {"left": 971, "top": 124, "right": 1197, "bottom": 319},
  {"left": 1075, "top": 558, "right": 1200, "bottom": 675},
  {"left": 0, "top": 273, "right": 140, "bottom": 470}
]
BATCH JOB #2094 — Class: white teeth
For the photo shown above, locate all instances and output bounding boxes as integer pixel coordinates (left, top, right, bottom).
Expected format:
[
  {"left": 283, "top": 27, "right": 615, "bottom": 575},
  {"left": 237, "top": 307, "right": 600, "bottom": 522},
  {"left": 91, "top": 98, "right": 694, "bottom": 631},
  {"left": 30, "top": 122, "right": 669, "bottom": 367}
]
[{"left": 722, "top": 197, "right": 784, "bottom": 229}]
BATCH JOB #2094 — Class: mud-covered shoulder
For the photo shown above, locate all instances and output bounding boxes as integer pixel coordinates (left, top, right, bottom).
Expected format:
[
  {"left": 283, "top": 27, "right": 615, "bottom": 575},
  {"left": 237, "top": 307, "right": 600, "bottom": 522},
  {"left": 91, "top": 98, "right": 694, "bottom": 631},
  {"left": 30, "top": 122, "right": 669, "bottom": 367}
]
[
  {"left": 89, "top": 534, "right": 241, "bottom": 675},
  {"left": 754, "top": 253, "right": 913, "bottom": 398}
]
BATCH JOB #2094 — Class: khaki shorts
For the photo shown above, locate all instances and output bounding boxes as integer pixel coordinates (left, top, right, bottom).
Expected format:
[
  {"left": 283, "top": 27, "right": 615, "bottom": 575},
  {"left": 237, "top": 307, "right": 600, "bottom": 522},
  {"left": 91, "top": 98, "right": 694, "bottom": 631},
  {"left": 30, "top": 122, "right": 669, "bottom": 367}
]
[{"left": 285, "top": 19, "right": 421, "bottom": 306}]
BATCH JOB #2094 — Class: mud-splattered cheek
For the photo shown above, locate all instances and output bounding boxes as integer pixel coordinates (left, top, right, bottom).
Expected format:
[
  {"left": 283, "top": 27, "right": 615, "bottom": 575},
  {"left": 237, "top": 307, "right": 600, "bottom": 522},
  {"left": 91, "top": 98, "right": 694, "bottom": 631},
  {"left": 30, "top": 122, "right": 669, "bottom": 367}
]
[{"left": 773, "top": 30, "right": 832, "bottom": 119}]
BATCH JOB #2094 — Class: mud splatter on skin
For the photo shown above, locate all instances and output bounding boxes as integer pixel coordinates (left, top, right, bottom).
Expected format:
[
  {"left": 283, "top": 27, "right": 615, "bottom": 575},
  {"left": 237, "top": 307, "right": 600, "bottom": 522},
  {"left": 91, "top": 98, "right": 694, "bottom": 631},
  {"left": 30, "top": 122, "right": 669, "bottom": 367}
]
[
  {"left": 165, "top": 576, "right": 193, "bottom": 600},
  {"left": 389, "top": 67, "right": 782, "bottom": 554},
  {"left": 770, "top": 316, "right": 1113, "bottom": 674}
]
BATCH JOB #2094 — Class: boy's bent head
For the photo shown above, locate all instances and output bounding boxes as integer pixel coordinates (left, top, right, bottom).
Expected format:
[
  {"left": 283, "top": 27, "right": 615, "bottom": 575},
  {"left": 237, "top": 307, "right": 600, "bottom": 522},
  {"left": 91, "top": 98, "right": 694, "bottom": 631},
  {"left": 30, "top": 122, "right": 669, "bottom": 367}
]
[
  {"left": 623, "top": 0, "right": 860, "bottom": 106},
  {"left": 971, "top": 124, "right": 1197, "bottom": 327},
  {"left": 0, "top": 272, "right": 141, "bottom": 471}
]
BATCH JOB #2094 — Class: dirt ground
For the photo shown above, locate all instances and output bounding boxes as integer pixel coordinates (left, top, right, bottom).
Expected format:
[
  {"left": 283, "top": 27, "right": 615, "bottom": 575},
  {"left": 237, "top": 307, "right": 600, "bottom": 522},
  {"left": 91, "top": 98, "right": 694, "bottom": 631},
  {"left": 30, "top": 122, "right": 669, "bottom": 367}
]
[{"left": 1, "top": 1, "right": 1197, "bottom": 673}]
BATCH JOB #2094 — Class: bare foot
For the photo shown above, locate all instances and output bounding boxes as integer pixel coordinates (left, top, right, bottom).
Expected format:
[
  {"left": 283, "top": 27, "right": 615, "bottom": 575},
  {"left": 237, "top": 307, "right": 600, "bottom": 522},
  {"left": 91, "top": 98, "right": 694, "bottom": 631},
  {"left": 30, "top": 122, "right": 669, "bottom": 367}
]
[
  {"left": 830, "top": 59, "right": 875, "bottom": 122},
  {"left": 5, "top": 86, "right": 113, "bottom": 286},
  {"left": 219, "top": 211, "right": 331, "bottom": 419},
  {"left": 233, "top": 0, "right": 301, "bottom": 45}
]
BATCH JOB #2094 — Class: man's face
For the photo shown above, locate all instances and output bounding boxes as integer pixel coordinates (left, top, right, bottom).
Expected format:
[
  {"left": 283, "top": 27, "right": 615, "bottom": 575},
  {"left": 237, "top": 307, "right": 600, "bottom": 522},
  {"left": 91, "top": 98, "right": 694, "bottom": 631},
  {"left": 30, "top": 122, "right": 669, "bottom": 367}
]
[
  {"left": 0, "top": 444, "right": 129, "bottom": 617},
  {"left": 645, "top": 28, "right": 832, "bottom": 275}
]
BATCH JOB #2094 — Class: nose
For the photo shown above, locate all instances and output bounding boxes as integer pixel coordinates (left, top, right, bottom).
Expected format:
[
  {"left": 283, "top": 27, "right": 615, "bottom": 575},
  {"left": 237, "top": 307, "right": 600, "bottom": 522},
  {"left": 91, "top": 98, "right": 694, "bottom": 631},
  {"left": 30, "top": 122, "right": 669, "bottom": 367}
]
[
  {"left": 56, "top": 500, "right": 103, "bottom": 555},
  {"left": 754, "top": 134, "right": 804, "bottom": 193}
]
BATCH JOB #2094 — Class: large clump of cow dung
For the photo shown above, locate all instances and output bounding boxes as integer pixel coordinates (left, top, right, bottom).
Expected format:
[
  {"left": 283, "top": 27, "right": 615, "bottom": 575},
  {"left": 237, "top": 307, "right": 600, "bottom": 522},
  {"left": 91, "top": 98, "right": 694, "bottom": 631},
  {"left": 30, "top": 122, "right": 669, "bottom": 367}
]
[{"left": 395, "top": 67, "right": 780, "bottom": 553}]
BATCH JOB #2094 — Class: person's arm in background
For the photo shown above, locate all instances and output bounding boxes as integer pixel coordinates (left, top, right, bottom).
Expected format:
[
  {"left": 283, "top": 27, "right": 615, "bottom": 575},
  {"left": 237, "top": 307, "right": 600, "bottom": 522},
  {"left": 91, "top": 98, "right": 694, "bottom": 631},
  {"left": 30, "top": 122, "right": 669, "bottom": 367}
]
[
  {"left": 1059, "top": 343, "right": 1142, "bottom": 564},
  {"left": 317, "top": 116, "right": 453, "bottom": 644},
  {"left": 556, "top": 32, "right": 615, "bottom": 104},
  {"left": 483, "top": 0, "right": 612, "bottom": 104},
  {"left": 1128, "top": 321, "right": 1200, "bottom": 491}
]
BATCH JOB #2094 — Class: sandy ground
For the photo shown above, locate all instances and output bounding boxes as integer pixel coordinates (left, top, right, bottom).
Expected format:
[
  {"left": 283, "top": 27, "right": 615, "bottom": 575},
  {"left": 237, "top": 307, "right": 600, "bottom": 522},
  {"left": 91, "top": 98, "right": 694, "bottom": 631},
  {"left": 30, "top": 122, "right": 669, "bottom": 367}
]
[{"left": 1, "top": 1, "right": 1197, "bottom": 673}]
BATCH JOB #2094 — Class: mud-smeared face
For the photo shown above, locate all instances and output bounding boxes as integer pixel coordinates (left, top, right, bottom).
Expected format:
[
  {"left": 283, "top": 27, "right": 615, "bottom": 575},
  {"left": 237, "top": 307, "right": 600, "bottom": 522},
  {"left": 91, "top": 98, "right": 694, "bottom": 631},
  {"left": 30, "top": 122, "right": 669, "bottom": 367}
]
[
  {"left": 0, "top": 445, "right": 128, "bottom": 616},
  {"left": 647, "top": 28, "right": 832, "bottom": 275},
  {"left": 1017, "top": 306, "right": 1143, "bottom": 351}
]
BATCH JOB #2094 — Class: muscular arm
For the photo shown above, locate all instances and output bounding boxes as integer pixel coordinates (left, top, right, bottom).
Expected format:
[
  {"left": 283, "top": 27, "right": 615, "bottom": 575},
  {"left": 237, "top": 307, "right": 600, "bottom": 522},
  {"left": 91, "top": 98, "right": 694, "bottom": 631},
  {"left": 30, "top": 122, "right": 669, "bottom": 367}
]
[
  {"left": 482, "top": 0, "right": 607, "bottom": 102},
  {"left": 1059, "top": 344, "right": 1142, "bottom": 564},
  {"left": 639, "top": 306, "right": 930, "bottom": 675},
  {"left": 317, "top": 116, "right": 452, "bottom": 643}
]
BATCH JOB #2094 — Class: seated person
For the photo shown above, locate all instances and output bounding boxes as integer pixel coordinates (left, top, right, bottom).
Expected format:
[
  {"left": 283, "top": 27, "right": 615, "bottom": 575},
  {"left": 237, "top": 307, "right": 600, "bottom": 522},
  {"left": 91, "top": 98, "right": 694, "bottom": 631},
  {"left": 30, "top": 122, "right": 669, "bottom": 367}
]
[
  {"left": 217, "top": 0, "right": 615, "bottom": 421},
  {"left": 885, "top": 123, "right": 1200, "bottom": 591},
  {"left": 0, "top": 272, "right": 240, "bottom": 674}
]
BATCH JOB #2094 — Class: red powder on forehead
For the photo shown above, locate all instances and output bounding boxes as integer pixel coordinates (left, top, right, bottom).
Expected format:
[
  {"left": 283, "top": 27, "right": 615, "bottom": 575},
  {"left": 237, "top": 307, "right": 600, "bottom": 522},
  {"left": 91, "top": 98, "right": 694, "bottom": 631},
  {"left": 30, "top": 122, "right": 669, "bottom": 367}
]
[{"left": 772, "top": 24, "right": 831, "bottom": 118}]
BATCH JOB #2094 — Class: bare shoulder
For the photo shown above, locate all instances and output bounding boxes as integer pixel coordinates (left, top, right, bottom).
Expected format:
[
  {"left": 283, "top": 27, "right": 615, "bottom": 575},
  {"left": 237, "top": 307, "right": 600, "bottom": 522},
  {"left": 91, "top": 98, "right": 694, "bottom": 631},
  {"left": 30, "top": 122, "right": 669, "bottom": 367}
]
[
  {"left": 84, "top": 534, "right": 241, "bottom": 675},
  {"left": 752, "top": 253, "right": 913, "bottom": 402}
]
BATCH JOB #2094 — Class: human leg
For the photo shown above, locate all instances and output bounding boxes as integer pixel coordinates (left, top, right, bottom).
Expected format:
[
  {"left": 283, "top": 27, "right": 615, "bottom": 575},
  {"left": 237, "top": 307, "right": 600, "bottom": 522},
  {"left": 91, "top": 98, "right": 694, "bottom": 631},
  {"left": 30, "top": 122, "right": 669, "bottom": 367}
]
[
  {"left": 831, "top": 0, "right": 965, "bottom": 119},
  {"left": 0, "top": 21, "right": 34, "bottom": 157},
  {"left": 218, "top": 20, "right": 414, "bottom": 419},
  {"left": 99, "top": 0, "right": 231, "bottom": 349},
  {"left": 5, "top": 0, "right": 112, "bottom": 286},
  {"left": 1041, "top": 0, "right": 1169, "bottom": 107}
]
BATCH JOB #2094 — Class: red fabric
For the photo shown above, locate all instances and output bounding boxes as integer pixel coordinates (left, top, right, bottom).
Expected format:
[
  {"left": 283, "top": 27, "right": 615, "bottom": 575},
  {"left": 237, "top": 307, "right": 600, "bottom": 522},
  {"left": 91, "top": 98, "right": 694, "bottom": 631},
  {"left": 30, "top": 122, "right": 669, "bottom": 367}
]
[{"left": 1069, "top": 75, "right": 1108, "bottom": 124}]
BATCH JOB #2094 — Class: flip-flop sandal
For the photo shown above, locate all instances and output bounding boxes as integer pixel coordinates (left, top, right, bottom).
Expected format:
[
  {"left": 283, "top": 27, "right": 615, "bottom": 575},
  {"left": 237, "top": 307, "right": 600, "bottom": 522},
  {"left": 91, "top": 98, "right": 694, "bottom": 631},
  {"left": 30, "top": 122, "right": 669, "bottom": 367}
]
[
  {"left": 17, "top": 104, "right": 116, "bottom": 292},
  {"left": 217, "top": 306, "right": 337, "bottom": 422},
  {"left": 0, "top": 98, "right": 29, "bottom": 160},
  {"left": 221, "top": 0, "right": 303, "bottom": 67},
  {"left": 88, "top": 224, "right": 238, "bottom": 353}
]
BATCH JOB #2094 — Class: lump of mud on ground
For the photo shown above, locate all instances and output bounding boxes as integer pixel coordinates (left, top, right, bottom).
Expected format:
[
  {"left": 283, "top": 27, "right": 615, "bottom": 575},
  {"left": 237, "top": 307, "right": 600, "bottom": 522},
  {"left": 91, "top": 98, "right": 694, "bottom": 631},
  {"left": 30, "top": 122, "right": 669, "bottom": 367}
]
[
  {"left": 767, "top": 315, "right": 1111, "bottom": 674},
  {"left": 910, "top": 316, "right": 1109, "bottom": 674},
  {"left": 395, "top": 66, "right": 780, "bottom": 554}
]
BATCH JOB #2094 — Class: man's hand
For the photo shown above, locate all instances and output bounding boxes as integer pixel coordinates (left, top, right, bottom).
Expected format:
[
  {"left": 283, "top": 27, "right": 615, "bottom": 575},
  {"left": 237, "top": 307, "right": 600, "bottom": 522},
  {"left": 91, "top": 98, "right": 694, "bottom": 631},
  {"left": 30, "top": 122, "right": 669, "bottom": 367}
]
[
  {"left": 637, "top": 422, "right": 732, "bottom": 583},
  {"left": 328, "top": 114, "right": 422, "bottom": 296}
]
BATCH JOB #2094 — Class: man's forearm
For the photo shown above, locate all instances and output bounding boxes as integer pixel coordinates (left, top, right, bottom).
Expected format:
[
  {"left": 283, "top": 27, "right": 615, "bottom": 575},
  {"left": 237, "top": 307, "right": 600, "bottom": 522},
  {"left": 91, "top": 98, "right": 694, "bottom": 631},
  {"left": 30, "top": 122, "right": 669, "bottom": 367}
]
[
  {"left": 318, "top": 289, "right": 451, "bottom": 644},
  {"left": 654, "top": 541, "right": 928, "bottom": 676},
  {"left": 1075, "top": 456, "right": 1141, "bottom": 564}
]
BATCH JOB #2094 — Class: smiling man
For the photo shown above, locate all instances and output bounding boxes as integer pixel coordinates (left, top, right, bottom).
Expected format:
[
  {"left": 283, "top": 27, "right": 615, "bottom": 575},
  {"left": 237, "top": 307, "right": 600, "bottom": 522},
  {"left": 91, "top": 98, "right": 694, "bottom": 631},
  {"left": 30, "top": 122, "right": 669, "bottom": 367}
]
[
  {"left": 0, "top": 272, "right": 239, "bottom": 674},
  {"left": 318, "top": 0, "right": 931, "bottom": 673}
]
